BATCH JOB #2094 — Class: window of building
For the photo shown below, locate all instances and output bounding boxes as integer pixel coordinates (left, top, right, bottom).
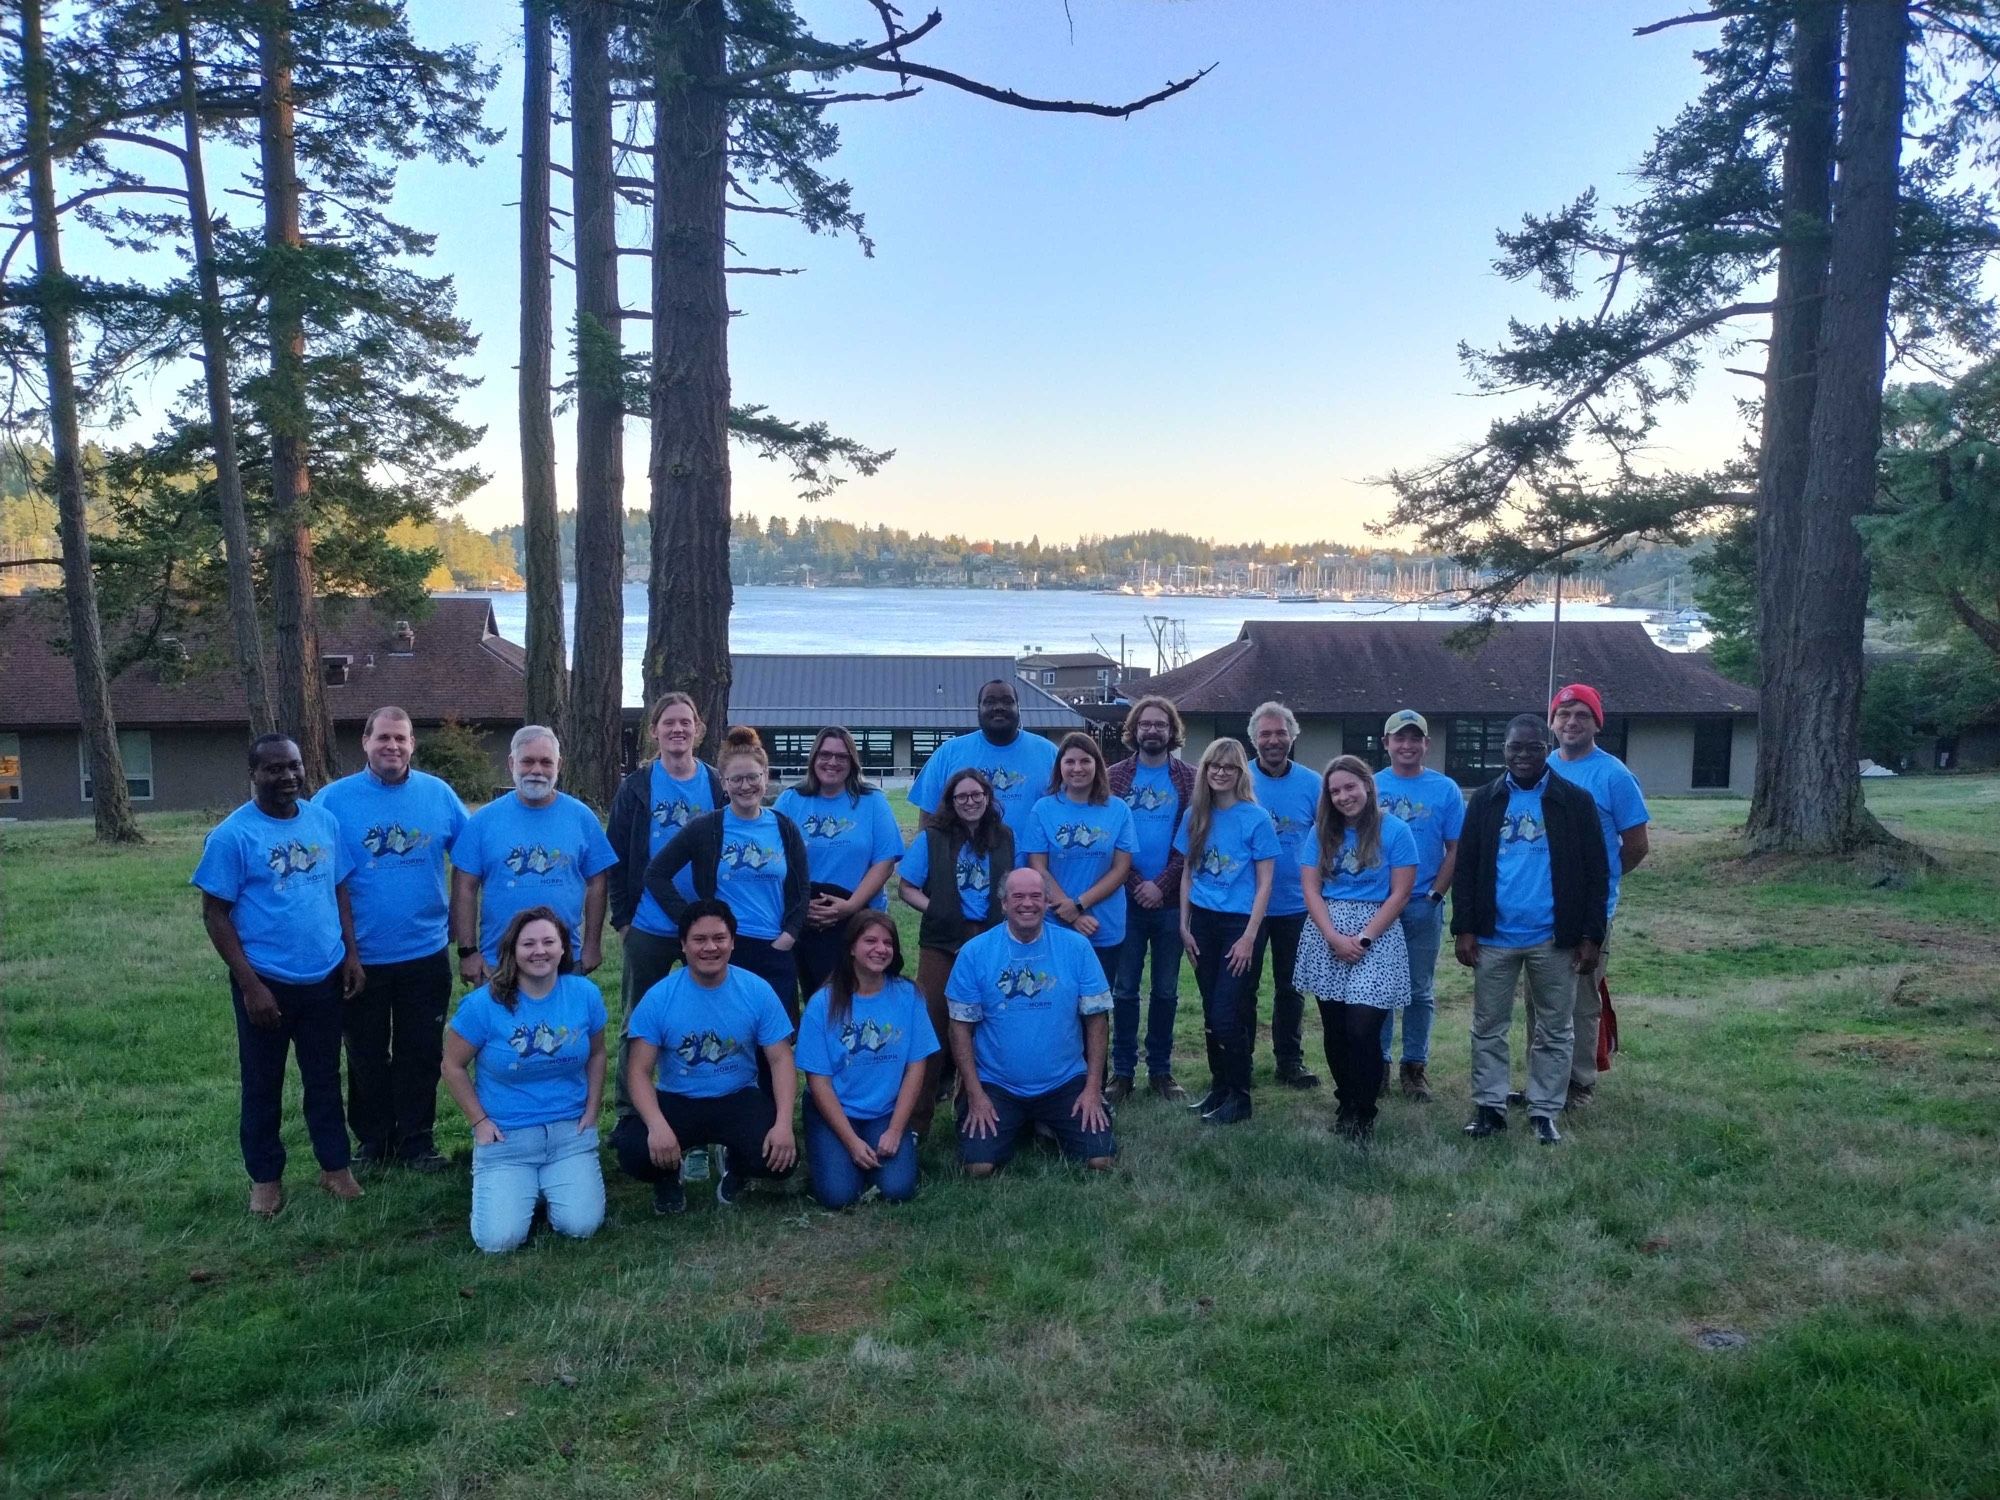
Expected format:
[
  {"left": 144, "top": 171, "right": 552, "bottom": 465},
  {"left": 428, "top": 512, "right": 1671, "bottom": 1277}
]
[
  {"left": 80, "top": 730, "right": 153, "bottom": 802},
  {"left": 911, "top": 730, "right": 952, "bottom": 769},
  {"left": 1692, "top": 717, "right": 1733, "bottom": 789},
  {"left": 1041, "top": 670, "right": 1056, "bottom": 685},
  {"left": 1341, "top": 721, "right": 1386, "bottom": 769},
  {"left": 852, "top": 729, "right": 895, "bottom": 770},
  {"left": 0, "top": 732, "right": 20, "bottom": 802},
  {"left": 767, "top": 731, "right": 817, "bottom": 767},
  {"left": 1445, "top": 717, "right": 1512, "bottom": 784}
]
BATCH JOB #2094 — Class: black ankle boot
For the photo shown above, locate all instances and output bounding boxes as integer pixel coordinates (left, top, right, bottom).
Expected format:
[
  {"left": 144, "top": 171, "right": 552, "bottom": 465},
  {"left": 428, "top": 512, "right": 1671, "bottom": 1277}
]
[{"left": 1189, "top": 1031, "right": 1224, "bottom": 1113}]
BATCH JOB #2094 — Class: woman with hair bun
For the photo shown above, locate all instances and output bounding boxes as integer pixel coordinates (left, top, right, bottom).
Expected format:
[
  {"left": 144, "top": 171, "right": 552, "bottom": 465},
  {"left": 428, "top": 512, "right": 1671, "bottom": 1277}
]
[{"left": 646, "top": 726, "right": 810, "bottom": 1018}]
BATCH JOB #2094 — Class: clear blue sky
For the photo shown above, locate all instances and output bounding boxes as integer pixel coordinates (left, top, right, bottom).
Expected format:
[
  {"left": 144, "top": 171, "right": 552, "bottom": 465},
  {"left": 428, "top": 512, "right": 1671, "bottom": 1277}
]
[{"left": 137, "top": 2, "right": 1762, "bottom": 545}]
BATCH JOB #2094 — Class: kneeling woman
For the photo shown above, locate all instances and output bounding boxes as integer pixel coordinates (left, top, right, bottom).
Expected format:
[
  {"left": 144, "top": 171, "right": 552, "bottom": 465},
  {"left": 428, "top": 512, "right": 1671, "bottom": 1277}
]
[
  {"left": 441, "top": 906, "right": 607, "bottom": 1253},
  {"left": 1296, "top": 755, "right": 1418, "bottom": 1140},
  {"left": 795, "top": 911, "right": 940, "bottom": 1208}
]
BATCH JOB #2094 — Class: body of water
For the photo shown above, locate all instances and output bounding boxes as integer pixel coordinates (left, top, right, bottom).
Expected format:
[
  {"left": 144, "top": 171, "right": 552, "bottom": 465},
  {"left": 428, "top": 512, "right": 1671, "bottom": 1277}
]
[{"left": 474, "top": 584, "right": 1665, "bottom": 708}]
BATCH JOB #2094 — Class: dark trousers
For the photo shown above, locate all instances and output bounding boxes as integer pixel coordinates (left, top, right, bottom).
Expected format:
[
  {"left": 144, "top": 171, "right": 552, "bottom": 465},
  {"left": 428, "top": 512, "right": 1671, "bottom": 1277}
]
[
  {"left": 1249, "top": 911, "right": 1308, "bottom": 1074},
  {"left": 1318, "top": 1000, "right": 1388, "bottom": 1127},
  {"left": 611, "top": 1088, "right": 794, "bottom": 1186},
  {"left": 794, "top": 921, "right": 846, "bottom": 1002},
  {"left": 1112, "top": 900, "right": 1184, "bottom": 1080},
  {"left": 231, "top": 970, "right": 350, "bottom": 1182},
  {"left": 1190, "top": 905, "right": 1257, "bottom": 1097},
  {"left": 734, "top": 934, "right": 801, "bottom": 1021},
  {"left": 911, "top": 943, "right": 962, "bottom": 1138},
  {"left": 342, "top": 947, "right": 450, "bottom": 1157},
  {"left": 616, "top": 927, "right": 681, "bottom": 1119}
]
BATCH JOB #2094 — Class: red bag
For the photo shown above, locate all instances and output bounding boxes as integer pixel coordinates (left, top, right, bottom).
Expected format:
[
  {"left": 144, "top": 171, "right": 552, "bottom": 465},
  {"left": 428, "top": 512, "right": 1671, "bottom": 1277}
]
[{"left": 1596, "top": 978, "right": 1618, "bottom": 1073}]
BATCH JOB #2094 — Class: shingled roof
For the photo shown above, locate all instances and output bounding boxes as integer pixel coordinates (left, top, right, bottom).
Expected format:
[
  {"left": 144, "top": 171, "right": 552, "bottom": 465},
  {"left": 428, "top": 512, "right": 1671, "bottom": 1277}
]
[
  {"left": 1146, "top": 619, "right": 1757, "bottom": 718},
  {"left": 0, "top": 595, "right": 526, "bottom": 729},
  {"left": 726, "top": 654, "right": 1084, "bottom": 730}
]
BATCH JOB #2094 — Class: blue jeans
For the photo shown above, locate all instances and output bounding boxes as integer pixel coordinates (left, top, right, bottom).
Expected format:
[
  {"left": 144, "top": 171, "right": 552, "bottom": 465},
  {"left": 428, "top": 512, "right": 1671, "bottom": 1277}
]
[
  {"left": 231, "top": 970, "right": 350, "bottom": 1182},
  {"left": 803, "top": 1100, "right": 920, "bottom": 1208},
  {"left": 1112, "top": 901, "right": 1183, "bottom": 1078},
  {"left": 957, "top": 1074, "right": 1117, "bottom": 1168},
  {"left": 469, "top": 1118, "right": 605, "bottom": 1253},
  {"left": 1381, "top": 899, "right": 1444, "bottom": 1063}
]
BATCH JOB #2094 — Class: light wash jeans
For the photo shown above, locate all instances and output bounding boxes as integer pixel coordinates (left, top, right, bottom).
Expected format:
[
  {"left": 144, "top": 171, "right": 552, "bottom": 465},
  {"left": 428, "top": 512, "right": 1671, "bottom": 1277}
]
[
  {"left": 469, "top": 1118, "right": 605, "bottom": 1254},
  {"left": 1382, "top": 898, "right": 1445, "bottom": 1064}
]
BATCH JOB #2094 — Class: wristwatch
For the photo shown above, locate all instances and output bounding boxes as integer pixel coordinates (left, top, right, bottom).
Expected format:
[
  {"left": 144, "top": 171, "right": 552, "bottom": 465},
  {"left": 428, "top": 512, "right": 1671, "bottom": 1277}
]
[
  {"left": 1428, "top": 891, "right": 1445, "bottom": 904},
  {"left": 456, "top": 944, "right": 476, "bottom": 959},
  {"left": 1358, "top": 936, "right": 1373, "bottom": 950}
]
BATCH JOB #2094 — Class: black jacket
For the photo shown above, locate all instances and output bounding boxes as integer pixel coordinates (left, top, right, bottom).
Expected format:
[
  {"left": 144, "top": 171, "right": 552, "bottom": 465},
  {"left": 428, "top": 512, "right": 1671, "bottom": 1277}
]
[
  {"left": 606, "top": 760, "right": 724, "bottom": 931},
  {"left": 1451, "top": 770, "right": 1609, "bottom": 949},
  {"left": 645, "top": 806, "right": 811, "bottom": 942},
  {"left": 909, "top": 822, "right": 1015, "bottom": 955}
]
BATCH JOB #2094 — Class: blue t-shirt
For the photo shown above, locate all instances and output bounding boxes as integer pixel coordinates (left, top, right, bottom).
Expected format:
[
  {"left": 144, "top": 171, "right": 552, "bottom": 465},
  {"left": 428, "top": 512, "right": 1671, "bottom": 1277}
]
[
  {"left": 945, "top": 922, "right": 1112, "bottom": 1098},
  {"left": 1548, "top": 746, "right": 1649, "bottom": 920},
  {"left": 1121, "top": 760, "right": 1182, "bottom": 883},
  {"left": 897, "top": 834, "right": 996, "bottom": 924},
  {"left": 1302, "top": 815, "right": 1419, "bottom": 904},
  {"left": 453, "top": 792, "right": 618, "bottom": 963},
  {"left": 1019, "top": 792, "right": 1139, "bottom": 948},
  {"left": 908, "top": 730, "right": 1059, "bottom": 837},
  {"left": 1249, "top": 761, "right": 1321, "bottom": 918},
  {"left": 191, "top": 800, "right": 353, "bottom": 984},
  {"left": 628, "top": 966, "right": 794, "bottom": 1099},
  {"left": 1173, "top": 801, "right": 1280, "bottom": 915},
  {"left": 633, "top": 762, "right": 719, "bottom": 937},
  {"left": 1492, "top": 775, "right": 1557, "bottom": 948},
  {"left": 1374, "top": 768, "right": 1466, "bottom": 898},
  {"left": 313, "top": 768, "right": 469, "bottom": 965},
  {"left": 447, "top": 974, "right": 606, "bottom": 1131},
  {"left": 712, "top": 808, "right": 790, "bottom": 940},
  {"left": 772, "top": 786, "right": 905, "bottom": 909},
  {"left": 794, "top": 976, "right": 940, "bottom": 1120}
]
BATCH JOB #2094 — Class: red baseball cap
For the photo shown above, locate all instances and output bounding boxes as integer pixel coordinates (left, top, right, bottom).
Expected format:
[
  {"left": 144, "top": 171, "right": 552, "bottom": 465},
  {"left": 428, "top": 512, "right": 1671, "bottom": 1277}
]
[{"left": 1549, "top": 683, "right": 1604, "bottom": 727}]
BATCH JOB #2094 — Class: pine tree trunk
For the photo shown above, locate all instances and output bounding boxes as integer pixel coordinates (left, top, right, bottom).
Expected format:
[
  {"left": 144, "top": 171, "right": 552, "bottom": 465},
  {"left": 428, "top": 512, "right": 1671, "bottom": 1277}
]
[
  {"left": 1747, "top": 0, "right": 1839, "bottom": 848},
  {"left": 177, "top": 4, "right": 272, "bottom": 736},
  {"left": 256, "top": 2, "right": 334, "bottom": 787},
  {"left": 568, "top": 0, "right": 626, "bottom": 807},
  {"left": 645, "top": 0, "right": 732, "bottom": 757},
  {"left": 21, "top": 0, "right": 139, "bottom": 843},
  {"left": 519, "top": 0, "right": 569, "bottom": 743},
  {"left": 1751, "top": 0, "right": 1910, "bottom": 854}
]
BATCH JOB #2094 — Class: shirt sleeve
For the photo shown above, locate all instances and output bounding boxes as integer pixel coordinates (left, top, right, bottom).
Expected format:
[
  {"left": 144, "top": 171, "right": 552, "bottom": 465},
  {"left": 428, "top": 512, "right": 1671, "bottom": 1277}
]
[
  {"left": 190, "top": 823, "right": 244, "bottom": 902},
  {"left": 752, "top": 981, "right": 795, "bottom": 1046},
  {"left": 1248, "top": 809, "right": 1280, "bottom": 861},
  {"left": 451, "top": 815, "right": 489, "bottom": 877},
  {"left": 578, "top": 808, "right": 618, "bottom": 878},
  {"left": 442, "top": 785, "right": 472, "bottom": 851},
  {"left": 627, "top": 988, "right": 665, "bottom": 1048},
  {"left": 328, "top": 812, "right": 355, "bottom": 884},
  {"left": 1072, "top": 934, "right": 1113, "bottom": 1015},
  {"left": 1438, "top": 783, "right": 1467, "bottom": 841},
  {"left": 1171, "top": 809, "right": 1190, "bottom": 857},
  {"left": 869, "top": 793, "right": 906, "bottom": 863},
  {"left": 1385, "top": 818, "right": 1419, "bottom": 870},
  {"left": 1612, "top": 768, "right": 1650, "bottom": 831},
  {"left": 447, "top": 990, "right": 490, "bottom": 1046},
  {"left": 1017, "top": 800, "right": 1052, "bottom": 856},
  {"left": 944, "top": 946, "right": 985, "bottom": 1023},
  {"left": 908, "top": 749, "right": 945, "bottom": 815},
  {"left": 904, "top": 985, "right": 942, "bottom": 1060},
  {"left": 1110, "top": 799, "right": 1139, "bottom": 853},
  {"left": 793, "top": 993, "right": 832, "bottom": 1074},
  {"left": 1298, "top": 833, "right": 1323, "bottom": 871},
  {"left": 898, "top": 837, "right": 930, "bottom": 886},
  {"left": 581, "top": 980, "right": 608, "bottom": 1037}
]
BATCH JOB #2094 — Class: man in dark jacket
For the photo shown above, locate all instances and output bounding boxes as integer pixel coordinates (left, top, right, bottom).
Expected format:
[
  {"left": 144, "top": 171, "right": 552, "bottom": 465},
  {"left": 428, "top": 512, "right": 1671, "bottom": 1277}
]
[{"left": 1451, "top": 715, "right": 1608, "bottom": 1144}]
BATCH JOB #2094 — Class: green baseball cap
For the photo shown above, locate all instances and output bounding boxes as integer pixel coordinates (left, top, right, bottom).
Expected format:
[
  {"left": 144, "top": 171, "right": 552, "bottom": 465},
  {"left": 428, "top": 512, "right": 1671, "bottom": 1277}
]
[{"left": 1382, "top": 709, "right": 1429, "bottom": 737}]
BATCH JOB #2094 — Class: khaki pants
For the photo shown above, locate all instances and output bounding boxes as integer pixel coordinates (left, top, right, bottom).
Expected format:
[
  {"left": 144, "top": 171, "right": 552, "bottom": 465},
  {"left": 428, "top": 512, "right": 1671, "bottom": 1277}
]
[
  {"left": 1471, "top": 943, "right": 1575, "bottom": 1117},
  {"left": 1570, "top": 918, "right": 1613, "bottom": 1091}
]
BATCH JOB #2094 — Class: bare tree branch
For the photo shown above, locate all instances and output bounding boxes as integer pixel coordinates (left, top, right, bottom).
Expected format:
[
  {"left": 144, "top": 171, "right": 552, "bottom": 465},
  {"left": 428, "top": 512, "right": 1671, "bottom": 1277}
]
[
  {"left": 848, "top": 56, "right": 1215, "bottom": 117},
  {"left": 1634, "top": 10, "right": 1726, "bottom": 39},
  {"left": 721, "top": 9, "right": 945, "bottom": 87}
]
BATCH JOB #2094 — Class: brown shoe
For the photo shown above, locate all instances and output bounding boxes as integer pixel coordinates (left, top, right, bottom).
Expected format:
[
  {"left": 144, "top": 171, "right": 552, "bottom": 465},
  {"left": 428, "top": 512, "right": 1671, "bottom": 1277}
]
[
  {"left": 248, "top": 1180, "right": 285, "bottom": 1218},
  {"left": 1148, "top": 1073, "right": 1188, "bottom": 1103},
  {"left": 1105, "top": 1075, "right": 1133, "bottom": 1106},
  {"left": 318, "top": 1168, "right": 364, "bottom": 1201},
  {"left": 1399, "top": 1061, "right": 1433, "bottom": 1102}
]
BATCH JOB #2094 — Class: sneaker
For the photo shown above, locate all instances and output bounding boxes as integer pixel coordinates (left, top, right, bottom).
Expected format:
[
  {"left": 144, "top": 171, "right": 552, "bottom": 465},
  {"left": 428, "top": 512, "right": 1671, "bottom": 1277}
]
[
  {"left": 1334, "top": 1115, "right": 1374, "bottom": 1146},
  {"left": 716, "top": 1170, "right": 749, "bottom": 1206},
  {"left": 1462, "top": 1105, "right": 1507, "bottom": 1138},
  {"left": 1505, "top": 1090, "right": 1528, "bottom": 1109},
  {"left": 1148, "top": 1073, "right": 1188, "bottom": 1103},
  {"left": 1275, "top": 1065, "right": 1321, "bottom": 1091},
  {"left": 682, "top": 1147, "right": 711, "bottom": 1182},
  {"left": 1563, "top": 1083, "right": 1595, "bottom": 1113},
  {"left": 399, "top": 1148, "right": 453, "bottom": 1174},
  {"left": 1532, "top": 1115, "right": 1562, "bottom": 1145},
  {"left": 653, "top": 1177, "right": 686, "bottom": 1215},
  {"left": 1105, "top": 1075, "right": 1134, "bottom": 1107},
  {"left": 318, "top": 1167, "right": 364, "bottom": 1200},
  {"left": 1399, "top": 1062, "right": 1433, "bottom": 1102},
  {"left": 248, "top": 1180, "right": 285, "bottom": 1218}
]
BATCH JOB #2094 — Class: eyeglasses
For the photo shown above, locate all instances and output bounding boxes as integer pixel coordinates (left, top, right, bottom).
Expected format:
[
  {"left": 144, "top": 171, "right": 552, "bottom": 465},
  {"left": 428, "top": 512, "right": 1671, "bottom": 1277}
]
[
  {"left": 951, "top": 790, "right": 988, "bottom": 803},
  {"left": 814, "top": 751, "right": 851, "bottom": 762},
  {"left": 723, "top": 772, "right": 764, "bottom": 787}
]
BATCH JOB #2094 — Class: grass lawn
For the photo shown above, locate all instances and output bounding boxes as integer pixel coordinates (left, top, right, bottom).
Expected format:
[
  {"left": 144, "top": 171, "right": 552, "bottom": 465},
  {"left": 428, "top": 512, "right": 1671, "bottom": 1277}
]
[{"left": 5, "top": 778, "right": 1999, "bottom": 1498}]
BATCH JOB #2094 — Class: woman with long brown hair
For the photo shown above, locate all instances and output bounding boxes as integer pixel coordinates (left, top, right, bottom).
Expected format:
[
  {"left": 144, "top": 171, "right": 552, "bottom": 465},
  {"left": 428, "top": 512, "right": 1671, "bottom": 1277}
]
[
  {"left": 1021, "top": 731, "right": 1138, "bottom": 990},
  {"left": 773, "top": 726, "right": 906, "bottom": 998},
  {"left": 896, "top": 766, "right": 1013, "bottom": 1138}
]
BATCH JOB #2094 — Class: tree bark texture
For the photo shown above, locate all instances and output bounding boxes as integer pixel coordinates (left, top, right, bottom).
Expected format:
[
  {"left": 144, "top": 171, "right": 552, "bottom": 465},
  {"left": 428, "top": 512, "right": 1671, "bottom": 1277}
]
[
  {"left": 22, "top": 0, "right": 140, "bottom": 842},
  {"left": 178, "top": 4, "right": 273, "bottom": 736},
  {"left": 519, "top": 0, "right": 570, "bottom": 744},
  {"left": 1753, "top": 0, "right": 1909, "bottom": 854},
  {"left": 1748, "top": 0, "right": 1840, "bottom": 849},
  {"left": 644, "top": 0, "right": 733, "bottom": 758},
  {"left": 567, "top": 0, "right": 626, "bottom": 807},
  {"left": 257, "top": 2, "right": 334, "bottom": 787}
]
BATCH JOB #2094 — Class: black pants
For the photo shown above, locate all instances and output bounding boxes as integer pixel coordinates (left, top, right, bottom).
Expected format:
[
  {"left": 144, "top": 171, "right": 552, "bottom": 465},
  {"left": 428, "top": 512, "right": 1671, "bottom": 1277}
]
[
  {"left": 616, "top": 927, "right": 682, "bottom": 1119},
  {"left": 611, "top": 1088, "right": 794, "bottom": 1185},
  {"left": 793, "top": 922, "right": 845, "bottom": 1002},
  {"left": 342, "top": 947, "right": 450, "bottom": 1157},
  {"left": 1249, "top": 911, "right": 1308, "bottom": 1074},
  {"left": 1189, "top": 905, "right": 1257, "bottom": 1097},
  {"left": 734, "top": 934, "right": 800, "bottom": 1021},
  {"left": 232, "top": 970, "right": 349, "bottom": 1182},
  {"left": 1318, "top": 1000, "right": 1387, "bottom": 1126}
]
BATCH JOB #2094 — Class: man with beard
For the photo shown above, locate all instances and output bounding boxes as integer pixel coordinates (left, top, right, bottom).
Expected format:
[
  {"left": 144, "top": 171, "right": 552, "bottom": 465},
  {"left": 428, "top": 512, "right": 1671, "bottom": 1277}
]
[
  {"left": 1244, "top": 701, "right": 1323, "bottom": 1091},
  {"left": 451, "top": 726, "right": 616, "bottom": 987},
  {"left": 1104, "top": 695, "right": 1195, "bottom": 1104},
  {"left": 314, "top": 708, "right": 470, "bottom": 1171},
  {"left": 193, "top": 734, "right": 367, "bottom": 1216},
  {"left": 908, "top": 678, "right": 1058, "bottom": 837}
]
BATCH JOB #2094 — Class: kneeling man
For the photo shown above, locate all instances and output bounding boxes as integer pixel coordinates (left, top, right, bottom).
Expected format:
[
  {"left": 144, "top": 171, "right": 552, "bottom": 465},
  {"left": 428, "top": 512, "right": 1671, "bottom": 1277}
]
[{"left": 949, "top": 868, "right": 1117, "bottom": 1177}]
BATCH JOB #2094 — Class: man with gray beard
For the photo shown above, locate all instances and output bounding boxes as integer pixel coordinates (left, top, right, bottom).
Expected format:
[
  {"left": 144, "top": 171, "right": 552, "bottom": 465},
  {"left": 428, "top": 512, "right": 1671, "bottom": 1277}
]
[{"left": 450, "top": 726, "right": 616, "bottom": 987}]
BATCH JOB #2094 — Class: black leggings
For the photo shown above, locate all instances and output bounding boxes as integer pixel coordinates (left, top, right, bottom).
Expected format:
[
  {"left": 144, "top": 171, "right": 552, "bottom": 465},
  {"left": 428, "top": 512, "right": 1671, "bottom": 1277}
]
[{"left": 1318, "top": 1000, "right": 1388, "bottom": 1125}]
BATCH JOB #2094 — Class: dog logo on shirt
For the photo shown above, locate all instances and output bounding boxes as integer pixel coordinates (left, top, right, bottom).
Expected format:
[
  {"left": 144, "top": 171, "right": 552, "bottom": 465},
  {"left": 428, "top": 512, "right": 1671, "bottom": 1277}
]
[
  {"left": 984, "top": 768, "right": 1026, "bottom": 793},
  {"left": 503, "top": 844, "right": 571, "bottom": 879},
  {"left": 1382, "top": 794, "right": 1427, "bottom": 825},
  {"left": 674, "top": 1030, "right": 743, "bottom": 1068},
  {"left": 719, "top": 838, "right": 777, "bottom": 873},
  {"left": 800, "top": 813, "right": 856, "bottom": 840},
  {"left": 505, "top": 1020, "right": 577, "bottom": 1061},
  {"left": 956, "top": 855, "right": 989, "bottom": 893},
  {"left": 1053, "top": 822, "right": 1108, "bottom": 850},
  {"left": 652, "top": 797, "right": 699, "bottom": 830},
  {"left": 838, "top": 1018, "right": 901, "bottom": 1056},
  {"left": 1125, "top": 784, "right": 1174, "bottom": 812},
  {"left": 265, "top": 840, "right": 326, "bottom": 885},
  {"left": 361, "top": 823, "right": 428, "bottom": 860},
  {"left": 995, "top": 964, "right": 1056, "bottom": 1000},
  {"left": 1197, "top": 847, "right": 1239, "bottom": 878},
  {"left": 1501, "top": 813, "right": 1546, "bottom": 846},
  {"left": 1337, "top": 844, "right": 1371, "bottom": 876}
]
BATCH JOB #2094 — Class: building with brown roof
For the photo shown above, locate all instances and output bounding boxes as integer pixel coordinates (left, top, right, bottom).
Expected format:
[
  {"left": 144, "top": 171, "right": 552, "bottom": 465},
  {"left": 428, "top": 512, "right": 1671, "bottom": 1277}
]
[
  {"left": 1146, "top": 619, "right": 1758, "bottom": 795},
  {"left": 0, "top": 596, "right": 527, "bottom": 819}
]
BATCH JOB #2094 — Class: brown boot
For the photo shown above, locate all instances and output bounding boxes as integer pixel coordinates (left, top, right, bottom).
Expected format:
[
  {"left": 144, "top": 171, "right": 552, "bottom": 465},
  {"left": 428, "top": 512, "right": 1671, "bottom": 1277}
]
[
  {"left": 1399, "top": 1061, "right": 1433, "bottom": 1102},
  {"left": 1148, "top": 1073, "right": 1188, "bottom": 1103},
  {"left": 1105, "top": 1075, "right": 1133, "bottom": 1106},
  {"left": 318, "top": 1167, "right": 364, "bottom": 1201},
  {"left": 248, "top": 1180, "right": 285, "bottom": 1218}
]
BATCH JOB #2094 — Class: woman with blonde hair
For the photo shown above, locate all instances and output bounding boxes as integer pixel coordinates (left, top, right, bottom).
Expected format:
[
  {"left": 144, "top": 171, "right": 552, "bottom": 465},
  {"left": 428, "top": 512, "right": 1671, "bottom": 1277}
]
[
  {"left": 1174, "top": 738, "right": 1277, "bottom": 1125},
  {"left": 1296, "top": 755, "right": 1418, "bottom": 1141}
]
